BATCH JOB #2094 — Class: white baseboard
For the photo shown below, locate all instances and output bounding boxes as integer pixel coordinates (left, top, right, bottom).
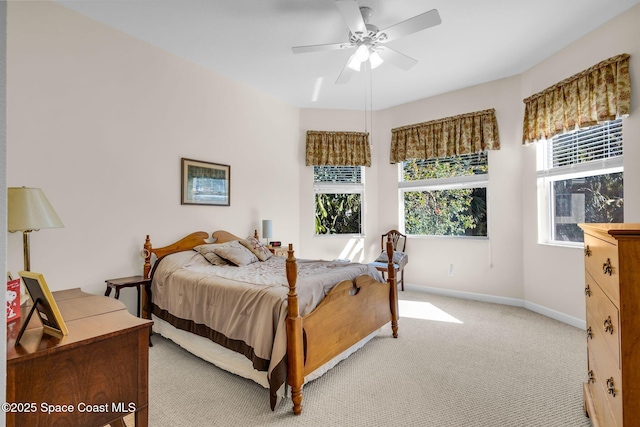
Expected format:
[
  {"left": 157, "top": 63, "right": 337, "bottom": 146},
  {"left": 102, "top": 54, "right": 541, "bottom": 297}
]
[
  {"left": 404, "top": 283, "right": 586, "bottom": 330},
  {"left": 523, "top": 301, "right": 586, "bottom": 330}
]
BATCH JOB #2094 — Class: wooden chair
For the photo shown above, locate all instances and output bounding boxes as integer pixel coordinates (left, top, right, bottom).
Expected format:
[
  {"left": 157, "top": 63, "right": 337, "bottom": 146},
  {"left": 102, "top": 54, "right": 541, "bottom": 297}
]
[{"left": 370, "top": 230, "right": 408, "bottom": 291}]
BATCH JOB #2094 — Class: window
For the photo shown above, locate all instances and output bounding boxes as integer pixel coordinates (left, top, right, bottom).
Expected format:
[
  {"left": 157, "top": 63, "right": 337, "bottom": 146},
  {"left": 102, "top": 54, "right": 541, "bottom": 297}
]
[
  {"left": 537, "top": 119, "right": 623, "bottom": 244},
  {"left": 314, "top": 166, "right": 363, "bottom": 235},
  {"left": 399, "top": 152, "right": 488, "bottom": 237}
]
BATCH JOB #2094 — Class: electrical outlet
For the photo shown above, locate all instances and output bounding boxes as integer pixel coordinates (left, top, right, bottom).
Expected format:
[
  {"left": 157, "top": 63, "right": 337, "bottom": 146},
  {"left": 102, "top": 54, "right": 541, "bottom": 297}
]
[{"left": 448, "top": 264, "right": 454, "bottom": 276}]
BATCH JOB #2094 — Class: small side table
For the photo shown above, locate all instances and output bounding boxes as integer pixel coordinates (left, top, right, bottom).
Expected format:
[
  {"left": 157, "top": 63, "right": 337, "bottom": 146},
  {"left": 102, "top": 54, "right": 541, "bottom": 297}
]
[
  {"left": 268, "top": 246, "right": 288, "bottom": 257},
  {"left": 105, "top": 276, "right": 151, "bottom": 318}
]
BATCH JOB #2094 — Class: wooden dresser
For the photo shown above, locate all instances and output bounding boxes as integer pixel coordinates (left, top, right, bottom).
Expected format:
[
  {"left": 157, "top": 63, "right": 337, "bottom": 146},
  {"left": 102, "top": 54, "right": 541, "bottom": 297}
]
[
  {"left": 6, "top": 288, "right": 153, "bottom": 427},
  {"left": 579, "top": 223, "right": 640, "bottom": 427}
]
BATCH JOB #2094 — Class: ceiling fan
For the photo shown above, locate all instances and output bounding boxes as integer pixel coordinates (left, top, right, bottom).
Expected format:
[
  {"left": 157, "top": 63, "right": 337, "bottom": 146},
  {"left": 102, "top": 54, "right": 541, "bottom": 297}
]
[{"left": 292, "top": 0, "right": 442, "bottom": 84}]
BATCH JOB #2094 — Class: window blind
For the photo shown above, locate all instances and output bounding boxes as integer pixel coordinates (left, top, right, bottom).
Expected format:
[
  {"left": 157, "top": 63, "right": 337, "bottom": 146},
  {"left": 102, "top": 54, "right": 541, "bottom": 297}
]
[
  {"left": 313, "top": 166, "right": 362, "bottom": 183},
  {"left": 547, "top": 119, "right": 623, "bottom": 169}
]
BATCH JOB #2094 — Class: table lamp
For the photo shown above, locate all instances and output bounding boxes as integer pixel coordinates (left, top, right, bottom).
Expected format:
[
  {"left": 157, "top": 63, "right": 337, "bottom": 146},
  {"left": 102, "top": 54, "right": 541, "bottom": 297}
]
[
  {"left": 262, "top": 219, "right": 273, "bottom": 246},
  {"left": 8, "top": 187, "right": 64, "bottom": 271}
]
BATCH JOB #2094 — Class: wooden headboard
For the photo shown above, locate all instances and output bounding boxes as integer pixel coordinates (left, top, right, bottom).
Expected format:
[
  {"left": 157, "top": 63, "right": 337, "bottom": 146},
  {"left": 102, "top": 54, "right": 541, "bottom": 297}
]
[
  {"left": 211, "top": 230, "right": 241, "bottom": 243},
  {"left": 143, "top": 231, "right": 209, "bottom": 279},
  {"left": 143, "top": 230, "right": 245, "bottom": 280}
]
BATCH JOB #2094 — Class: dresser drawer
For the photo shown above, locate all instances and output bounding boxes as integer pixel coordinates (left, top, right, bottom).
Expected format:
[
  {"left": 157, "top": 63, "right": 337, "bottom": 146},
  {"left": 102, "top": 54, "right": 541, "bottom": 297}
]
[
  {"left": 586, "top": 274, "right": 620, "bottom": 369},
  {"left": 588, "top": 346, "right": 622, "bottom": 427},
  {"left": 584, "top": 233, "right": 620, "bottom": 306},
  {"left": 603, "top": 370, "right": 623, "bottom": 427},
  {"left": 585, "top": 348, "right": 606, "bottom": 427}
]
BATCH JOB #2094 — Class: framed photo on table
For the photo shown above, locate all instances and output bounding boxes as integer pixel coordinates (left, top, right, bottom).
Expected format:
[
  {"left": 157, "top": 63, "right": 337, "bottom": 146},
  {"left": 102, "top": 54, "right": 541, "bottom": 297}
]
[
  {"left": 181, "top": 158, "right": 231, "bottom": 206},
  {"left": 17, "top": 271, "right": 68, "bottom": 343}
]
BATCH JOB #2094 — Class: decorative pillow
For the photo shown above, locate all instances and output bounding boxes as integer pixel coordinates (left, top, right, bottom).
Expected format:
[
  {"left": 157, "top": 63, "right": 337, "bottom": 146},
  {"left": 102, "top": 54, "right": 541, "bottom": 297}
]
[
  {"left": 375, "top": 250, "right": 408, "bottom": 268},
  {"left": 213, "top": 240, "right": 259, "bottom": 266},
  {"left": 240, "top": 236, "right": 273, "bottom": 261},
  {"left": 193, "top": 242, "right": 228, "bottom": 266}
]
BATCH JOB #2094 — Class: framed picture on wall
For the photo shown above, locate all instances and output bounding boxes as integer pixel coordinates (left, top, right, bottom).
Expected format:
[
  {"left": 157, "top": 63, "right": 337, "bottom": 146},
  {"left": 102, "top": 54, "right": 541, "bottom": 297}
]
[{"left": 181, "top": 158, "right": 231, "bottom": 206}]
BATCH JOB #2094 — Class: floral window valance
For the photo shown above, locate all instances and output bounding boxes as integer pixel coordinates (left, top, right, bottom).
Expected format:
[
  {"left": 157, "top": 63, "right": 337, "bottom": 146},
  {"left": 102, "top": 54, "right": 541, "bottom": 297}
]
[
  {"left": 305, "top": 131, "right": 371, "bottom": 167},
  {"left": 389, "top": 109, "right": 500, "bottom": 164},
  {"left": 522, "top": 53, "right": 630, "bottom": 145}
]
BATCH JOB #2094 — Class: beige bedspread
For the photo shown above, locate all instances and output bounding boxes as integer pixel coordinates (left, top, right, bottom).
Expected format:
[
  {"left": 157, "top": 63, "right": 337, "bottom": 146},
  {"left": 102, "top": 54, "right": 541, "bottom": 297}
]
[{"left": 150, "top": 249, "right": 384, "bottom": 409}]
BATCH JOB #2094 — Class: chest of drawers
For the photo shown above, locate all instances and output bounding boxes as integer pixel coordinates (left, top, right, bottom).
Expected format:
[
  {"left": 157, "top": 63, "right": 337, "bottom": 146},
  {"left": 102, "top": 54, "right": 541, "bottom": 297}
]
[
  {"left": 579, "top": 223, "right": 640, "bottom": 427},
  {"left": 6, "top": 288, "right": 152, "bottom": 427}
]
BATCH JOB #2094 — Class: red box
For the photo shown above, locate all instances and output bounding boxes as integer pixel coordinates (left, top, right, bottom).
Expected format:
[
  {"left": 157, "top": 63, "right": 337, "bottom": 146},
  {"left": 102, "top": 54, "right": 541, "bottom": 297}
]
[{"left": 7, "top": 278, "right": 21, "bottom": 322}]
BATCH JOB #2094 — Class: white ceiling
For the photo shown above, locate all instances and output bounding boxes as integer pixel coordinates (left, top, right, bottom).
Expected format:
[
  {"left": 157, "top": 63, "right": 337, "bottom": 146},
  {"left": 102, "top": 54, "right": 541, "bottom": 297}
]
[{"left": 55, "top": 0, "right": 640, "bottom": 111}]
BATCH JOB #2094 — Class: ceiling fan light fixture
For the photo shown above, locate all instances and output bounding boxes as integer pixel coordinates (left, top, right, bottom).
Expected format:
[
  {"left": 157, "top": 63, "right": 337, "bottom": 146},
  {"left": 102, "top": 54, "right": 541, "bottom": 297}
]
[
  {"left": 347, "top": 55, "right": 361, "bottom": 71},
  {"left": 369, "top": 51, "right": 383, "bottom": 69},
  {"left": 354, "top": 44, "right": 370, "bottom": 62}
]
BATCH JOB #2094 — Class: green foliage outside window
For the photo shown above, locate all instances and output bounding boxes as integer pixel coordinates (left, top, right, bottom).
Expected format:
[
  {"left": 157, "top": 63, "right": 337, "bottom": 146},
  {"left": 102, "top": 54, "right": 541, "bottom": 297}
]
[
  {"left": 553, "top": 172, "right": 623, "bottom": 242},
  {"left": 402, "top": 154, "right": 488, "bottom": 237},
  {"left": 315, "top": 193, "right": 362, "bottom": 235},
  {"left": 404, "top": 188, "right": 487, "bottom": 236}
]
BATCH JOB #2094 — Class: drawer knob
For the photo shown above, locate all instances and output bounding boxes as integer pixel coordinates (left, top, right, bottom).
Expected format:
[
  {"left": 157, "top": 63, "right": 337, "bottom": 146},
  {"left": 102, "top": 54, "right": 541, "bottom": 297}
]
[
  {"left": 585, "top": 285, "right": 591, "bottom": 297},
  {"left": 603, "top": 316, "right": 614, "bottom": 335},
  {"left": 588, "top": 370, "right": 595, "bottom": 383},
  {"left": 584, "top": 245, "right": 592, "bottom": 257},
  {"left": 606, "top": 377, "right": 617, "bottom": 397},
  {"left": 587, "top": 326, "right": 593, "bottom": 340},
  {"left": 603, "top": 258, "right": 613, "bottom": 276}
]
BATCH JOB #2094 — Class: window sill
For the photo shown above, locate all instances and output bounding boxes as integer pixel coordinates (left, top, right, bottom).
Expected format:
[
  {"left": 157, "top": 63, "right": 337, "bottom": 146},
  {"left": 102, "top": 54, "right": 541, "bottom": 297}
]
[
  {"left": 314, "top": 234, "right": 365, "bottom": 238},
  {"left": 537, "top": 241, "right": 583, "bottom": 249},
  {"left": 406, "top": 235, "right": 489, "bottom": 241}
]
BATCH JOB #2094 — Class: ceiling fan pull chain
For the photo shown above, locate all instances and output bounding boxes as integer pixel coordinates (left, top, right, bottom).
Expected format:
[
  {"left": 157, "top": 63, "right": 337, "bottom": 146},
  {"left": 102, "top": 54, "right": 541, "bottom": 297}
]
[{"left": 369, "top": 63, "right": 373, "bottom": 144}]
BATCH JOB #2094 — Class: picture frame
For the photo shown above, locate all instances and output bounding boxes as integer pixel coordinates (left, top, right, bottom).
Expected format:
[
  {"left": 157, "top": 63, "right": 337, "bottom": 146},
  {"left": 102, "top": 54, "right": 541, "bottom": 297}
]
[
  {"left": 17, "top": 271, "right": 68, "bottom": 343},
  {"left": 181, "top": 158, "right": 231, "bottom": 206}
]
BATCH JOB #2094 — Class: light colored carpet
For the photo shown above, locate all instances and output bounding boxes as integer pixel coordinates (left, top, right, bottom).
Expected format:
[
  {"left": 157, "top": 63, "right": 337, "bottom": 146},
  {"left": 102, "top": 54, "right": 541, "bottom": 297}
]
[{"left": 125, "top": 290, "right": 591, "bottom": 426}]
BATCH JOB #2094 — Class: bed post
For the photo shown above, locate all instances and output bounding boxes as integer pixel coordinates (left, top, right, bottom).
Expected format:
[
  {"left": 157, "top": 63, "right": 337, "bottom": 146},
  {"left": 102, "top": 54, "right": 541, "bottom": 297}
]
[
  {"left": 143, "top": 235, "right": 152, "bottom": 279},
  {"left": 387, "top": 237, "right": 399, "bottom": 338},
  {"left": 142, "top": 235, "right": 153, "bottom": 319},
  {"left": 285, "top": 244, "right": 304, "bottom": 415}
]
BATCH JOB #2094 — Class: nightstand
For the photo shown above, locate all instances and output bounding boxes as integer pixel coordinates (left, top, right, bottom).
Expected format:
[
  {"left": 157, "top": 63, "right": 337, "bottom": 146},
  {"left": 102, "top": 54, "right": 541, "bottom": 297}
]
[
  {"left": 268, "top": 246, "right": 288, "bottom": 257},
  {"left": 105, "top": 275, "right": 151, "bottom": 318}
]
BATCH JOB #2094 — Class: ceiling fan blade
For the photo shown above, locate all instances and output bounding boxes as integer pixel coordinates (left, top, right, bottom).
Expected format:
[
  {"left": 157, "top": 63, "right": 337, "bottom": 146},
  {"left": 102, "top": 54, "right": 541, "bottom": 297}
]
[
  {"left": 292, "top": 42, "right": 350, "bottom": 54},
  {"left": 335, "top": 56, "right": 356, "bottom": 84},
  {"left": 335, "top": 0, "right": 366, "bottom": 35},
  {"left": 376, "top": 46, "right": 418, "bottom": 71},
  {"left": 379, "top": 9, "right": 441, "bottom": 42}
]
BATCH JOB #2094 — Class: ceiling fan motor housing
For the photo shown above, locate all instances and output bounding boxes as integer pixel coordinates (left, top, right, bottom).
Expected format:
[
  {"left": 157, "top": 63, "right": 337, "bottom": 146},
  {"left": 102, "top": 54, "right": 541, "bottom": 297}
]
[
  {"left": 349, "top": 24, "right": 386, "bottom": 45},
  {"left": 359, "top": 6, "right": 374, "bottom": 23}
]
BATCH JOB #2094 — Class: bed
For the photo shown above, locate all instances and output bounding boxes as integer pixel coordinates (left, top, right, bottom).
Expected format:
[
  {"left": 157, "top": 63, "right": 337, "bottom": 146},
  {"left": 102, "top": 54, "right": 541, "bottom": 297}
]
[{"left": 141, "top": 230, "right": 399, "bottom": 415}]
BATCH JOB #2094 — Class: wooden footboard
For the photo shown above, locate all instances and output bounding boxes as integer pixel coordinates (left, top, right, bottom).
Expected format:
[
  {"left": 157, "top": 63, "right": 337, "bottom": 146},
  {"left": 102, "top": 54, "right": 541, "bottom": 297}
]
[{"left": 286, "top": 238, "right": 399, "bottom": 415}]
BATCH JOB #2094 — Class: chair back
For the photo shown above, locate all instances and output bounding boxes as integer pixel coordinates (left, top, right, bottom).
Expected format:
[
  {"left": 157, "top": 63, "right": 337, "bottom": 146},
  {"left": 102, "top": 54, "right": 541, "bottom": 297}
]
[{"left": 381, "top": 230, "right": 406, "bottom": 252}]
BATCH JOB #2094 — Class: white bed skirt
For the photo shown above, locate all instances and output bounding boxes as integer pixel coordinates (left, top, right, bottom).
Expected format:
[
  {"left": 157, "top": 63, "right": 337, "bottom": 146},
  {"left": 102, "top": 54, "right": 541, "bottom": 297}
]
[{"left": 152, "top": 314, "right": 379, "bottom": 392}]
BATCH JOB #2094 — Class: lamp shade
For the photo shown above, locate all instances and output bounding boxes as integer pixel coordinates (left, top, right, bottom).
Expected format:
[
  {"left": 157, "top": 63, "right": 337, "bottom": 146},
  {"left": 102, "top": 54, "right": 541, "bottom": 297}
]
[
  {"left": 262, "top": 220, "right": 273, "bottom": 240},
  {"left": 8, "top": 187, "right": 64, "bottom": 231}
]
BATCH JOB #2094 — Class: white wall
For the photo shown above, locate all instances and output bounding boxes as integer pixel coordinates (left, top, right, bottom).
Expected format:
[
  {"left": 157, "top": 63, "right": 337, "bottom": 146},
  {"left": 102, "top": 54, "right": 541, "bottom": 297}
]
[
  {"left": 520, "top": 4, "right": 640, "bottom": 321},
  {"left": 299, "top": 77, "right": 526, "bottom": 302},
  {"left": 374, "top": 76, "right": 526, "bottom": 301},
  {"left": 1, "top": 0, "right": 8, "bottom": 420},
  {"left": 297, "top": 108, "right": 382, "bottom": 262},
  {"left": 6, "top": 1, "right": 301, "bottom": 313}
]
